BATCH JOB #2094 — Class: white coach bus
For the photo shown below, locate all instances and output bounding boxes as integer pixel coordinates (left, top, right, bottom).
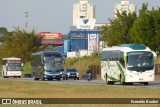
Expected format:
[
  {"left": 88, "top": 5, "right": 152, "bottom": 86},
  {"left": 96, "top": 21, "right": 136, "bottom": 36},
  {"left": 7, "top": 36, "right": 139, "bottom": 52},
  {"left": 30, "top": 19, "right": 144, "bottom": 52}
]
[
  {"left": 2, "top": 57, "right": 23, "bottom": 78},
  {"left": 101, "top": 44, "right": 157, "bottom": 85}
]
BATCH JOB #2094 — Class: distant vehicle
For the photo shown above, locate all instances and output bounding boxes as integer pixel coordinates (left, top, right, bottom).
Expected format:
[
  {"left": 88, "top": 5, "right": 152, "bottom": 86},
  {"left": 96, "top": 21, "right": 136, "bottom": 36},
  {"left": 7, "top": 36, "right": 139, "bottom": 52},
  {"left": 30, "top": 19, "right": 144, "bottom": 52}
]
[
  {"left": 31, "top": 51, "right": 64, "bottom": 81},
  {"left": 2, "top": 57, "right": 23, "bottom": 78},
  {"left": 63, "top": 68, "right": 79, "bottom": 80},
  {"left": 101, "top": 44, "right": 157, "bottom": 85},
  {"left": 86, "top": 73, "right": 92, "bottom": 81}
]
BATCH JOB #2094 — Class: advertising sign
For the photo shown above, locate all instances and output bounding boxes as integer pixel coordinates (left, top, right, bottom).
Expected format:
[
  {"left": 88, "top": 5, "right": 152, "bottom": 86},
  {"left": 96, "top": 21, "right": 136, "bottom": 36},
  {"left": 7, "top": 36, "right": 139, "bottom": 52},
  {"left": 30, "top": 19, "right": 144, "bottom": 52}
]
[
  {"left": 38, "top": 32, "right": 62, "bottom": 40},
  {"left": 88, "top": 34, "right": 99, "bottom": 52},
  {"left": 75, "top": 18, "right": 96, "bottom": 30}
]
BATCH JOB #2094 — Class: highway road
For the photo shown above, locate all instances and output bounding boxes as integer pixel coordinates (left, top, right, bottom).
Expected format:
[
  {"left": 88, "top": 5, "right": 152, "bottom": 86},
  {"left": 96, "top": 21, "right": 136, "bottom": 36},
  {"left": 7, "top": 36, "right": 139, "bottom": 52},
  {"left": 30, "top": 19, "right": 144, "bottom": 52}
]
[{"left": 1, "top": 77, "right": 160, "bottom": 88}]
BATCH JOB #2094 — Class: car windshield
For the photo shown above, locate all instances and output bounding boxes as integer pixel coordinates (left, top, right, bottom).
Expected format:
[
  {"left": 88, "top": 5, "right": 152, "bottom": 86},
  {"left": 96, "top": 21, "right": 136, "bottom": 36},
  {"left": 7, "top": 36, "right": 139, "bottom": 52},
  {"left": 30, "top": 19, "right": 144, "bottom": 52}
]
[
  {"left": 127, "top": 51, "right": 154, "bottom": 71},
  {"left": 8, "top": 63, "right": 22, "bottom": 71},
  {"left": 67, "top": 69, "right": 77, "bottom": 72}
]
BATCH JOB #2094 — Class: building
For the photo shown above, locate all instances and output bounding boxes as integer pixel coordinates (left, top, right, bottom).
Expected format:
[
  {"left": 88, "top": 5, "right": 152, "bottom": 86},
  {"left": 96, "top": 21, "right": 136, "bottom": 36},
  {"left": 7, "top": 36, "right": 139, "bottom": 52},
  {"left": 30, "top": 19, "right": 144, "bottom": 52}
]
[
  {"left": 115, "top": 0, "right": 136, "bottom": 17},
  {"left": 73, "top": 0, "right": 95, "bottom": 26}
]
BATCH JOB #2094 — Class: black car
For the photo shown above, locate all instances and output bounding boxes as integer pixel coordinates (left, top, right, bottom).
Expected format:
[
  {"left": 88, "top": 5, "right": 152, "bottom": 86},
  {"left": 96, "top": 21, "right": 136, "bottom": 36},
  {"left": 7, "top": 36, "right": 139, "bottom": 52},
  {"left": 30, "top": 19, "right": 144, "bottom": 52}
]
[{"left": 63, "top": 68, "right": 79, "bottom": 80}]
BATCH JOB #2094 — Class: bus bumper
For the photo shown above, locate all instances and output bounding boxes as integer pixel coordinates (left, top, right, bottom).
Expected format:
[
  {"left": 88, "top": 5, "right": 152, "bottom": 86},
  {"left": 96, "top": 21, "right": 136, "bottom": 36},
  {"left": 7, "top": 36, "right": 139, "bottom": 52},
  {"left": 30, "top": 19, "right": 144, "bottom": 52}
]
[
  {"left": 44, "top": 74, "right": 62, "bottom": 79},
  {"left": 6, "top": 71, "right": 22, "bottom": 77},
  {"left": 125, "top": 74, "right": 155, "bottom": 83}
]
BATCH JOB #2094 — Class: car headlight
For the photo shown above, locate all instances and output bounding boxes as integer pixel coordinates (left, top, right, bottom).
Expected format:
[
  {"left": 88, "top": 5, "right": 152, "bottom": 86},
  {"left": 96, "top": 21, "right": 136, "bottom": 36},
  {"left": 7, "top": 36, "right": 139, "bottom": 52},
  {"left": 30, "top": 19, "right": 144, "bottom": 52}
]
[
  {"left": 67, "top": 73, "right": 70, "bottom": 75},
  {"left": 60, "top": 71, "right": 63, "bottom": 75},
  {"left": 77, "top": 73, "right": 79, "bottom": 75}
]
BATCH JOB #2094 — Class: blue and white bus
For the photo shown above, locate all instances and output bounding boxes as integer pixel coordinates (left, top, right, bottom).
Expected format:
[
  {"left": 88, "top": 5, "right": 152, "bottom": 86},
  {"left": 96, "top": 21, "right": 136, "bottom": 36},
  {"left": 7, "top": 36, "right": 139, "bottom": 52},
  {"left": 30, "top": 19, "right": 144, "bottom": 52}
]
[
  {"left": 31, "top": 51, "right": 64, "bottom": 81},
  {"left": 101, "top": 44, "right": 157, "bottom": 85}
]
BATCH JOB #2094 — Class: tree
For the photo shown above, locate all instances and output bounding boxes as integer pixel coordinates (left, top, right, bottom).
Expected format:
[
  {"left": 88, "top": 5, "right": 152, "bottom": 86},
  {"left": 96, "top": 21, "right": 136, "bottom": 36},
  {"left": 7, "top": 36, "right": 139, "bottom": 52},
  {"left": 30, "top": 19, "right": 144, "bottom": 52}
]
[
  {"left": 2, "top": 28, "right": 42, "bottom": 62},
  {"left": 129, "top": 3, "right": 157, "bottom": 51},
  {"left": 0, "top": 27, "right": 12, "bottom": 42},
  {"left": 150, "top": 8, "right": 160, "bottom": 51},
  {"left": 101, "top": 10, "right": 137, "bottom": 46}
]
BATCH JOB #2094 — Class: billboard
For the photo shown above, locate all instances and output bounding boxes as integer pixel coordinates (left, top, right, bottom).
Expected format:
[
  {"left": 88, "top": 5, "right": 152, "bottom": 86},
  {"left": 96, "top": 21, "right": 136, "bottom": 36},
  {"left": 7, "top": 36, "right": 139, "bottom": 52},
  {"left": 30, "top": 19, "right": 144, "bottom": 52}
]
[
  {"left": 75, "top": 18, "right": 96, "bottom": 30},
  {"left": 88, "top": 34, "right": 99, "bottom": 52},
  {"left": 38, "top": 32, "right": 62, "bottom": 40}
]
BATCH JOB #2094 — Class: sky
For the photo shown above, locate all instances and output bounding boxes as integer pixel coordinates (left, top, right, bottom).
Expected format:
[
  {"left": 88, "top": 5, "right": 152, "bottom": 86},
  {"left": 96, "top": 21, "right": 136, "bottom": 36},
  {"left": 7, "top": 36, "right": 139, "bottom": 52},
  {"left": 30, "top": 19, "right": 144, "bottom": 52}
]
[{"left": 0, "top": 0, "right": 160, "bottom": 34}]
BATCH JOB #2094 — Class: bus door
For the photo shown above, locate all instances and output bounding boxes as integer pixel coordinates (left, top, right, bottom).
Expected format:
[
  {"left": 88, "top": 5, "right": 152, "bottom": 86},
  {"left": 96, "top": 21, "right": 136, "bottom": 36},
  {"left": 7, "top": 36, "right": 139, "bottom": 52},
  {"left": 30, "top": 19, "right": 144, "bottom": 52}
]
[{"left": 107, "top": 50, "right": 123, "bottom": 80}]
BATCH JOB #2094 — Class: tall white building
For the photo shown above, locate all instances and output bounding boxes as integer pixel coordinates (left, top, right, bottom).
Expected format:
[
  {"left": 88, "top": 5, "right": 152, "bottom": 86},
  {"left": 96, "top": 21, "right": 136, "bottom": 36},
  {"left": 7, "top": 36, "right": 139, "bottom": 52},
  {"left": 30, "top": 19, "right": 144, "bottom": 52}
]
[
  {"left": 115, "top": 0, "right": 136, "bottom": 17},
  {"left": 73, "top": 0, "right": 95, "bottom": 26}
]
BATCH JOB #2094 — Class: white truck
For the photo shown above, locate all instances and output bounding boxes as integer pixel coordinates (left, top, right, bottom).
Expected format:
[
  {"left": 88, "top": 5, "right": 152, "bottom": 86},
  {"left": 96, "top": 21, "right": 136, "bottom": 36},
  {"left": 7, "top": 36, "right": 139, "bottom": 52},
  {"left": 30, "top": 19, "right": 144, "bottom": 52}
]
[{"left": 2, "top": 57, "right": 23, "bottom": 78}]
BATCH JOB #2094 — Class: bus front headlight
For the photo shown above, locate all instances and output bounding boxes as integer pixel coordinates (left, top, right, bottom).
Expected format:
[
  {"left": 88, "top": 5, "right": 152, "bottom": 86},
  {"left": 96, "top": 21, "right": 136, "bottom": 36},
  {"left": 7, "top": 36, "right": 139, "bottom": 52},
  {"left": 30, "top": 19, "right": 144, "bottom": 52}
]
[
  {"left": 44, "top": 72, "right": 48, "bottom": 75},
  {"left": 67, "top": 73, "right": 70, "bottom": 75},
  {"left": 149, "top": 74, "right": 154, "bottom": 77}
]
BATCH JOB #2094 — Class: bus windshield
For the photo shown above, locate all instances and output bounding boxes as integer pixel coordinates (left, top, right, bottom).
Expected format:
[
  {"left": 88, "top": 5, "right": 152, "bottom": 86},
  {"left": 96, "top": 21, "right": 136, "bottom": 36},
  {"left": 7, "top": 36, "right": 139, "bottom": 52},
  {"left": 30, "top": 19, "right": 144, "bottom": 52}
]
[
  {"left": 54, "top": 57, "right": 63, "bottom": 70},
  {"left": 127, "top": 52, "right": 154, "bottom": 71},
  {"left": 8, "top": 63, "right": 22, "bottom": 71},
  {"left": 44, "top": 58, "right": 54, "bottom": 71},
  {"left": 44, "top": 57, "right": 63, "bottom": 71},
  {"left": 54, "top": 58, "right": 62, "bottom": 66}
]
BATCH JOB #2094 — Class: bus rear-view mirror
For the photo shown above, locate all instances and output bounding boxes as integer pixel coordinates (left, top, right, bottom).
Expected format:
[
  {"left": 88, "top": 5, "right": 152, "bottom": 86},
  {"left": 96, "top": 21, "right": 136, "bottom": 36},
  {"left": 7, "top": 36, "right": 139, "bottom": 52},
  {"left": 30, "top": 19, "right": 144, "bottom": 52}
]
[
  {"left": 124, "top": 53, "right": 127, "bottom": 61},
  {"left": 153, "top": 52, "right": 157, "bottom": 61}
]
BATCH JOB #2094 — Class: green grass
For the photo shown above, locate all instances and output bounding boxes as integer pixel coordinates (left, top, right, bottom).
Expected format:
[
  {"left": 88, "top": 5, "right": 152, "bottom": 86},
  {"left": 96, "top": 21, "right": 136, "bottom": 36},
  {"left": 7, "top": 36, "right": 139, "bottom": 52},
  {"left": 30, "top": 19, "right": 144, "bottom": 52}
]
[
  {"left": 0, "top": 79, "right": 159, "bottom": 107},
  {"left": 23, "top": 61, "right": 31, "bottom": 74},
  {"left": 0, "top": 79, "right": 160, "bottom": 98}
]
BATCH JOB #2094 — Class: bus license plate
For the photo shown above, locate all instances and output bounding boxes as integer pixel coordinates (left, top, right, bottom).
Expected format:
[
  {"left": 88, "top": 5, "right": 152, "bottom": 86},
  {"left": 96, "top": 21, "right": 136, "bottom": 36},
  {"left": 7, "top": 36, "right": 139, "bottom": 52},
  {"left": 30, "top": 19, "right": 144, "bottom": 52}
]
[{"left": 139, "top": 78, "right": 143, "bottom": 80}]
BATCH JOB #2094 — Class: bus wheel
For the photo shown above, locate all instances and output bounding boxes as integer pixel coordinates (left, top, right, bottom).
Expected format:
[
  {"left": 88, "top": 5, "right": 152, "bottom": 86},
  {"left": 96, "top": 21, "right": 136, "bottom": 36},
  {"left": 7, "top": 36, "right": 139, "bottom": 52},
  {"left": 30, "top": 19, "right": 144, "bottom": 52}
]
[
  {"left": 41, "top": 74, "right": 45, "bottom": 81},
  {"left": 41, "top": 78, "right": 45, "bottom": 81},
  {"left": 144, "top": 82, "right": 148, "bottom": 85},
  {"left": 34, "top": 77, "right": 39, "bottom": 80},
  {"left": 106, "top": 74, "right": 114, "bottom": 85},
  {"left": 120, "top": 75, "right": 125, "bottom": 85},
  {"left": 34, "top": 75, "right": 39, "bottom": 81},
  {"left": 57, "top": 78, "right": 61, "bottom": 81}
]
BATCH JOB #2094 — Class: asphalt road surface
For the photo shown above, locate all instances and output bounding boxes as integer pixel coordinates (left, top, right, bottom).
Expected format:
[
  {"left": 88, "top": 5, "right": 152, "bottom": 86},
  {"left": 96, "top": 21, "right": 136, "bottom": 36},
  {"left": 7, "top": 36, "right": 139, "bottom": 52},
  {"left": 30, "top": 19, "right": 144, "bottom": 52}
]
[{"left": 1, "top": 77, "right": 160, "bottom": 88}]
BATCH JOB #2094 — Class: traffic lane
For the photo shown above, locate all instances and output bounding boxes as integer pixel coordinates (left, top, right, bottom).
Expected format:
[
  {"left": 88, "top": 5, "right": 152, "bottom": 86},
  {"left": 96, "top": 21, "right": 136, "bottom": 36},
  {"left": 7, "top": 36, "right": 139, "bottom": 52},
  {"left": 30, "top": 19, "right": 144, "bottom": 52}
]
[{"left": 1, "top": 77, "right": 160, "bottom": 88}]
